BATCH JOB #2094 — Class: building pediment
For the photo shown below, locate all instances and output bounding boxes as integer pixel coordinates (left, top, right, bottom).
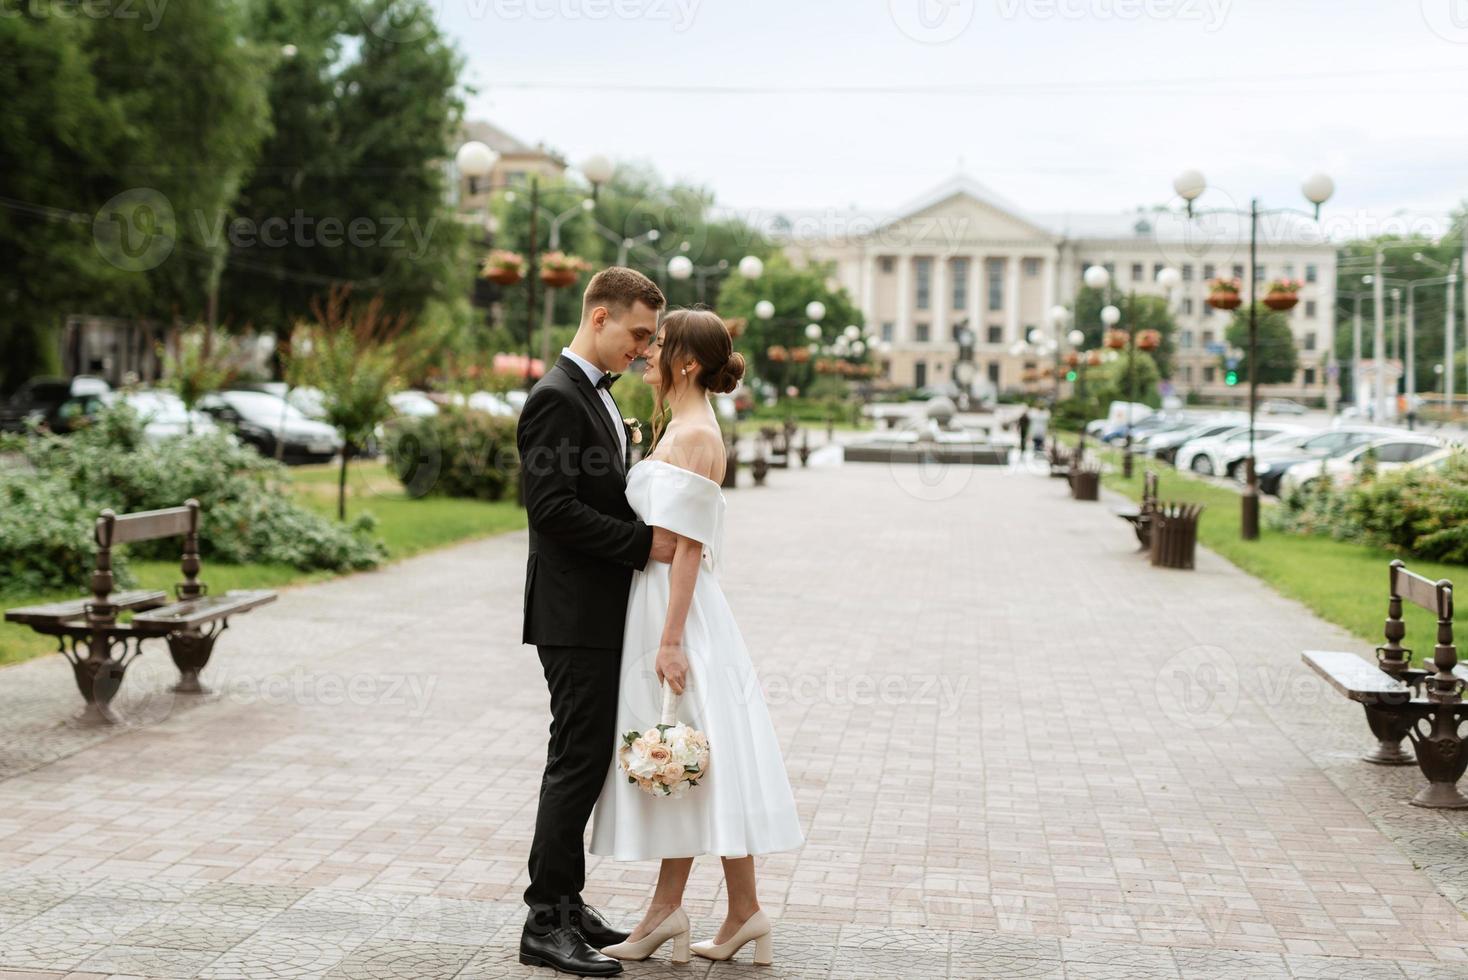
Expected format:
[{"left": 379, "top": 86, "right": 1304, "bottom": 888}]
[{"left": 872, "top": 177, "right": 1058, "bottom": 251}]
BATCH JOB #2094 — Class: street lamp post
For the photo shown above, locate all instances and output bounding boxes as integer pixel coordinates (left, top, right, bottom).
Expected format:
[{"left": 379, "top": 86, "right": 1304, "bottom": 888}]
[
  {"left": 1170, "top": 169, "right": 1334, "bottom": 541},
  {"left": 616, "top": 229, "right": 660, "bottom": 266}
]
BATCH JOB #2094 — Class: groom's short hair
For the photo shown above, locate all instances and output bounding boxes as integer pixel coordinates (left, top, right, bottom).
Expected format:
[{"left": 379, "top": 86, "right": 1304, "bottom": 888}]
[{"left": 582, "top": 267, "right": 666, "bottom": 320}]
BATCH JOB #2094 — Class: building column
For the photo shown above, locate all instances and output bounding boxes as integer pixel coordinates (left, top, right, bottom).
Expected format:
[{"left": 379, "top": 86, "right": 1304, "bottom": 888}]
[
  {"left": 932, "top": 255, "right": 947, "bottom": 344},
  {"left": 861, "top": 250, "right": 876, "bottom": 322},
  {"left": 1041, "top": 252, "right": 1056, "bottom": 329},
  {"left": 895, "top": 252, "right": 912, "bottom": 344},
  {"left": 967, "top": 252, "right": 982, "bottom": 341},
  {"left": 1005, "top": 254, "right": 1021, "bottom": 343}
]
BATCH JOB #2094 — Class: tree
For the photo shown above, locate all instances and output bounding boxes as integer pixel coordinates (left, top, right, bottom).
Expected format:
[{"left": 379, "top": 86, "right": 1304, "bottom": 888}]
[
  {"left": 286, "top": 287, "right": 417, "bottom": 520},
  {"left": 159, "top": 328, "right": 237, "bottom": 432},
  {"left": 1072, "top": 286, "right": 1180, "bottom": 379},
  {"left": 1224, "top": 304, "right": 1299, "bottom": 385},
  {"left": 0, "top": 1, "right": 269, "bottom": 391},
  {"left": 221, "top": 0, "right": 469, "bottom": 333},
  {"left": 714, "top": 253, "right": 865, "bottom": 390}
]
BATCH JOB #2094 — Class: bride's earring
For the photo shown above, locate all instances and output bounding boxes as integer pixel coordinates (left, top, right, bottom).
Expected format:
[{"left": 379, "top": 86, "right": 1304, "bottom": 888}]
[{"left": 681, "top": 367, "right": 688, "bottom": 376}]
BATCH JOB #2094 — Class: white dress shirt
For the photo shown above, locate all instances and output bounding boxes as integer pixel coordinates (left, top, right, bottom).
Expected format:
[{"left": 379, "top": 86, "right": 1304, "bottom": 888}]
[{"left": 560, "top": 347, "right": 627, "bottom": 460}]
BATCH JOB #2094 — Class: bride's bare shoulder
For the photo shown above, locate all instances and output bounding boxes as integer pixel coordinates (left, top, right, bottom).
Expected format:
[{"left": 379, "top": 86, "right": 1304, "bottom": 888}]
[{"left": 658, "top": 425, "right": 725, "bottom": 483}]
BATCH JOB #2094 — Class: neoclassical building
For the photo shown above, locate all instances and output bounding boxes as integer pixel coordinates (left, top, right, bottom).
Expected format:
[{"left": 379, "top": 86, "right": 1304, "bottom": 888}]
[{"left": 784, "top": 177, "right": 1339, "bottom": 403}]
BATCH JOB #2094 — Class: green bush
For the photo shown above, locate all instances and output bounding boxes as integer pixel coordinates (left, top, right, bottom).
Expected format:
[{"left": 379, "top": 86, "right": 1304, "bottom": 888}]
[
  {"left": 386, "top": 408, "right": 519, "bottom": 501},
  {"left": 0, "top": 405, "right": 383, "bottom": 595},
  {"left": 1269, "top": 450, "right": 1468, "bottom": 564}
]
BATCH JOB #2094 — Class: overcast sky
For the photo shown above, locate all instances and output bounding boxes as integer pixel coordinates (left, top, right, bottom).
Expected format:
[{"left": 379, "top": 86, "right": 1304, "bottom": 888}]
[{"left": 438, "top": 0, "right": 1467, "bottom": 234}]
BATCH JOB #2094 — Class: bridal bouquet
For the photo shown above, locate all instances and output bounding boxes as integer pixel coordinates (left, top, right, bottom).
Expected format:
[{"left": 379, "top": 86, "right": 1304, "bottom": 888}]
[{"left": 618, "top": 682, "right": 710, "bottom": 797}]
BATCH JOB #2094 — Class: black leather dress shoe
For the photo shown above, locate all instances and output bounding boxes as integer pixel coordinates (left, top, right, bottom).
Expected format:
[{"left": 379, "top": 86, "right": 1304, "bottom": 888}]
[
  {"left": 571, "top": 904, "right": 630, "bottom": 948},
  {"left": 519, "top": 924, "right": 623, "bottom": 976}
]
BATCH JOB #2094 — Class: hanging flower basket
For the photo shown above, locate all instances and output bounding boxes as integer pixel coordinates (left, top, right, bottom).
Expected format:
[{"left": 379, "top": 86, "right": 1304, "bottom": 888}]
[
  {"left": 1063, "top": 351, "right": 1080, "bottom": 368},
  {"left": 791, "top": 346, "right": 811, "bottom": 363},
  {"left": 1264, "top": 277, "right": 1303, "bottom": 311},
  {"left": 1104, "top": 328, "right": 1129, "bottom": 350},
  {"left": 539, "top": 251, "right": 591, "bottom": 288},
  {"left": 1207, "top": 277, "right": 1242, "bottom": 310},
  {"left": 766, "top": 344, "right": 789, "bottom": 363},
  {"left": 481, "top": 249, "right": 524, "bottom": 285},
  {"left": 1136, "top": 329, "right": 1162, "bottom": 352},
  {"left": 1086, "top": 351, "right": 1103, "bottom": 367}
]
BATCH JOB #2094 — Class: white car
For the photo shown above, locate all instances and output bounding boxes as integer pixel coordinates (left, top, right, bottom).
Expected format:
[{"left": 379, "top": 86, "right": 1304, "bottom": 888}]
[
  {"left": 103, "top": 390, "right": 224, "bottom": 443},
  {"left": 1148, "top": 417, "right": 1247, "bottom": 463},
  {"left": 1278, "top": 434, "right": 1443, "bottom": 496},
  {"left": 389, "top": 390, "right": 440, "bottom": 418},
  {"left": 1174, "top": 423, "right": 1310, "bottom": 478}
]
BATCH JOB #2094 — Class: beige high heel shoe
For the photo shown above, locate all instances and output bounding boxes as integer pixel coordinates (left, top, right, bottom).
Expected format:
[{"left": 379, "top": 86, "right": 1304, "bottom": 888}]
[
  {"left": 690, "top": 909, "right": 773, "bottom": 965},
  {"left": 599, "top": 907, "right": 691, "bottom": 963}
]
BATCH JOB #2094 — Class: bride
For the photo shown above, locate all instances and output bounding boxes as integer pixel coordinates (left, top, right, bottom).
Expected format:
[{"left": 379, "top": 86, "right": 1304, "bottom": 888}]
[{"left": 589, "top": 307, "right": 804, "bottom": 966}]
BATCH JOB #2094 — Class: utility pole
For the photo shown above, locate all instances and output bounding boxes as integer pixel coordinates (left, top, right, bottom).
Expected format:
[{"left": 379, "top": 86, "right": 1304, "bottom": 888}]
[
  {"left": 1449, "top": 259, "right": 1460, "bottom": 416},
  {"left": 1352, "top": 294, "right": 1363, "bottom": 412}
]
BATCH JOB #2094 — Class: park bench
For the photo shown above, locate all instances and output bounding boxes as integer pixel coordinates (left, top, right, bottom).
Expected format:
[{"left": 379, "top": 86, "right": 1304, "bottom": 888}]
[
  {"left": 3, "top": 500, "right": 276, "bottom": 724},
  {"left": 1113, "top": 471, "right": 1159, "bottom": 549},
  {"left": 1070, "top": 461, "right": 1101, "bottom": 501},
  {"left": 1302, "top": 560, "right": 1468, "bottom": 808},
  {"left": 1149, "top": 502, "right": 1203, "bottom": 570}
]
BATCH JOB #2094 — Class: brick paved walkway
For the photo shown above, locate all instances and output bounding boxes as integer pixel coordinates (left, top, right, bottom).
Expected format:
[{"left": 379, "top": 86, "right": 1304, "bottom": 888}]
[{"left": 1, "top": 460, "right": 1467, "bottom": 979}]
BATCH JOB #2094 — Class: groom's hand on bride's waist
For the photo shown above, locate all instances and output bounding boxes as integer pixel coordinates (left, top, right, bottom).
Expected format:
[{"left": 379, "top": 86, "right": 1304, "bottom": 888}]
[{"left": 649, "top": 526, "right": 677, "bottom": 564}]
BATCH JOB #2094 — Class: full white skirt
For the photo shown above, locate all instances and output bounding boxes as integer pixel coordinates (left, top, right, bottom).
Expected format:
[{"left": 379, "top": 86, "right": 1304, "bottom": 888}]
[{"left": 589, "top": 559, "right": 805, "bottom": 860}]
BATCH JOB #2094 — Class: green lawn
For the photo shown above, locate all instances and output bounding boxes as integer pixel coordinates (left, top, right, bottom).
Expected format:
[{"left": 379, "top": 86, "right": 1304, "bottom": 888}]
[
  {"left": 0, "top": 461, "right": 526, "bottom": 666},
  {"left": 1082, "top": 440, "right": 1459, "bottom": 656}
]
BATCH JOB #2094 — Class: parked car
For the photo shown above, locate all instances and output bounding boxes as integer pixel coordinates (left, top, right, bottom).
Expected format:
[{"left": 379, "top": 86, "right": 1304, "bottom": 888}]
[
  {"left": 1174, "top": 423, "right": 1310, "bottom": 478},
  {"left": 1277, "top": 434, "right": 1443, "bottom": 496},
  {"left": 388, "top": 390, "right": 440, "bottom": 418},
  {"left": 1253, "top": 426, "right": 1394, "bottom": 496},
  {"left": 198, "top": 390, "right": 343, "bottom": 464},
  {"left": 1261, "top": 398, "right": 1308, "bottom": 416},
  {"left": 1147, "top": 417, "right": 1247, "bottom": 464},
  {"left": 0, "top": 375, "right": 111, "bottom": 433},
  {"left": 103, "top": 390, "right": 223, "bottom": 442}
]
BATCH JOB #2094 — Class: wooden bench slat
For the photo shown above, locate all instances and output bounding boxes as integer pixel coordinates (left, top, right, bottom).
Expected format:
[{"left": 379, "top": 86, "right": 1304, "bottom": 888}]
[
  {"left": 1393, "top": 565, "right": 1451, "bottom": 618},
  {"left": 104, "top": 506, "right": 194, "bottom": 546},
  {"left": 1302, "top": 650, "right": 1412, "bottom": 702},
  {"left": 4, "top": 590, "right": 168, "bottom": 627},
  {"left": 131, "top": 590, "right": 277, "bottom": 630}
]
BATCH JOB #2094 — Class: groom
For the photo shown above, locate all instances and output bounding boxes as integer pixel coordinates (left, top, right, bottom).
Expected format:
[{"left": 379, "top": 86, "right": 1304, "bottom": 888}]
[{"left": 516, "top": 267, "right": 677, "bottom": 976}]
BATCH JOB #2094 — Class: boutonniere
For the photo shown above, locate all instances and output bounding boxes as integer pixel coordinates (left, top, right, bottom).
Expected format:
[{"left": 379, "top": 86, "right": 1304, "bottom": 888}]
[{"left": 623, "top": 418, "right": 643, "bottom": 445}]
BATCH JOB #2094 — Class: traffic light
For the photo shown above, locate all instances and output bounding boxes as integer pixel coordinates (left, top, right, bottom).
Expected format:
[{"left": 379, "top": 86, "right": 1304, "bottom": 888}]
[
  {"left": 1065, "top": 370, "right": 1077, "bottom": 382},
  {"left": 1224, "top": 369, "right": 1239, "bottom": 386}
]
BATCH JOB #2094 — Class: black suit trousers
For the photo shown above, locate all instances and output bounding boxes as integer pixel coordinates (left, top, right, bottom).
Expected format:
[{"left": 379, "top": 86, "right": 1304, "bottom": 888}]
[{"left": 524, "top": 644, "right": 622, "bottom": 921}]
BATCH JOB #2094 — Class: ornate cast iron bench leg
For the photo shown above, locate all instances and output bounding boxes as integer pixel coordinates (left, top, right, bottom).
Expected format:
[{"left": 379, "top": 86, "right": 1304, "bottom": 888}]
[
  {"left": 1361, "top": 702, "right": 1415, "bottom": 765},
  {"left": 1406, "top": 706, "right": 1468, "bottom": 808},
  {"left": 167, "top": 620, "right": 229, "bottom": 695}
]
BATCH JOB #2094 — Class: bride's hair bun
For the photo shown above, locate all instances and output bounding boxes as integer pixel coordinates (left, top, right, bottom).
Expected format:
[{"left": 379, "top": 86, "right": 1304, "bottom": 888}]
[{"left": 707, "top": 351, "right": 745, "bottom": 395}]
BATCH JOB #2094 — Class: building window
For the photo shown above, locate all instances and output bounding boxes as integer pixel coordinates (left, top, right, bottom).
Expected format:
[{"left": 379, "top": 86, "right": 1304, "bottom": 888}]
[
  {"left": 987, "top": 361, "right": 1000, "bottom": 384},
  {"left": 1232, "top": 263, "right": 1244, "bottom": 280},
  {"left": 986, "top": 258, "right": 1004, "bottom": 311},
  {"left": 915, "top": 322, "right": 930, "bottom": 343},
  {"left": 879, "top": 256, "right": 894, "bottom": 274},
  {"left": 1305, "top": 300, "right": 1317, "bottom": 318},
  {"left": 1023, "top": 257, "right": 1041, "bottom": 278},
  {"left": 1181, "top": 330, "right": 1194, "bottom": 349},
  {"left": 1203, "top": 263, "right": 1215, "bottom": 280},
  {"left": 1304, "top": 367, "right": 1317, "bottom": 385},
  {"left": 880, "top": 322, "right": 894, "bottom": 343},
  {"left": 951, "top": 257, "right": 969, "bottom": 311},
  {"left": 1305, "top": 263, "right": 1318, "bottom": 283},
  {"left": 1153, "top": 262, "right": 1165, "bottom": 281},
  {"left": 1204, "top": 366, "right": 1216, "bottom": 383},
  {"left": 986, "top": 324, "right": 1003, "bottom": 344},
  {"left": 1304, "top": 332, "right": 1316, "bottom": 351},
  {"left": 1201, "top": 330, "right": 1215, "bottom": 346},
  {"left": 1131, "top": 262, "right": 1144, "bottom": 282},
  {"left": 914, "top": 257, "right": 931, "bottom": 310},
  {"left": 1184, "top": 365, "right": 1193, "bottom": 382},
  {"left": 914, "top": 361, "right": 927, "bottom": 387},
  {"left": 1182, "top": 264, "right": 1194, "bottom": 282},
  {"left": 1254, "top": 264, "right": 1266, "bottom": 283},
  {"left": 1182, "top": 298, "right": 1194, "bottom": 315},
  {"left": 1203, "top": 303, "right": 1214, "bottom": 317},
  {"left": 1283, "top": 263, "right": 1296, "bottom": 279}
]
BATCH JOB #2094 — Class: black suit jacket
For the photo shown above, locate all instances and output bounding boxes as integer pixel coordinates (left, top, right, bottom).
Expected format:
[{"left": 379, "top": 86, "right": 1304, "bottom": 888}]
[{"left": 517, "top": 355, "right": 653, "bottom": 649}]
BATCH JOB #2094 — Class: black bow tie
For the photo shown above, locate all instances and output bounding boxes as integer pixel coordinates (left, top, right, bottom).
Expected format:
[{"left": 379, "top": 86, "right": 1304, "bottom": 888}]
[{"left": 595, "top": 372, "right": 620, "bottom": 391}]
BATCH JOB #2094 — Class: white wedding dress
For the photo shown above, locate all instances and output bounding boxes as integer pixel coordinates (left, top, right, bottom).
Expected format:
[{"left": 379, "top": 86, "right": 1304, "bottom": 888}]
[{"left": 589, "top": 459, "right": 805, "bottom": 861}]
